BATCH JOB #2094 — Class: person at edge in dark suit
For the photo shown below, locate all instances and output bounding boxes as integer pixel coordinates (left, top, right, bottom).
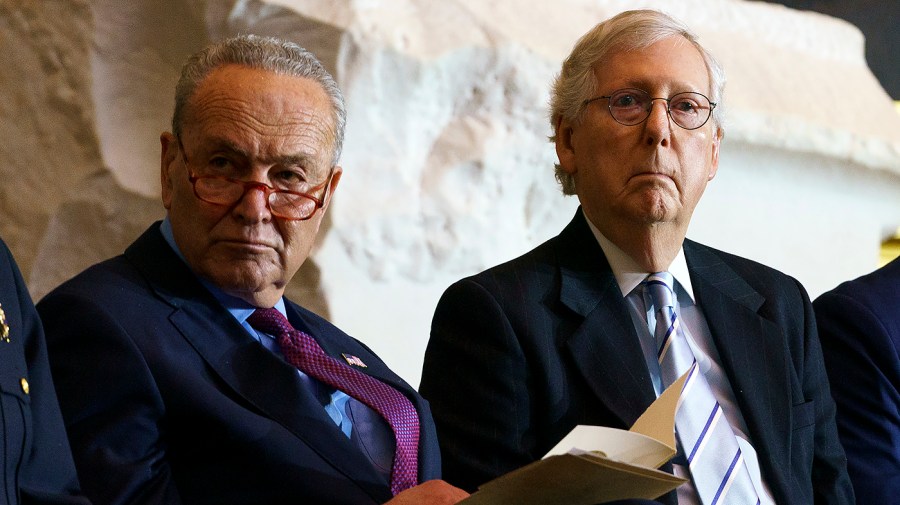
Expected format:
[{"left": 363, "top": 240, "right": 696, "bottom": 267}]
[
  {"left": 420, "top": 9, "right": 853, "bottom": 505},
  {"left": 36, "top": 35, "right": 466, "bottom": 505},
  {"left": 814, "top": 256, "right": 900, "bottom": 503},
  {"left": 0, "top": 237, "right": 89, "bottom": 504}
]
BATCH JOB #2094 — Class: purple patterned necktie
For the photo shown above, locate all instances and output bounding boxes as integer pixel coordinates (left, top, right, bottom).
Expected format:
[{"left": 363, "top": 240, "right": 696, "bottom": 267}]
[{"left": 247, "top": 308, "right": 419, "bottom": 495}]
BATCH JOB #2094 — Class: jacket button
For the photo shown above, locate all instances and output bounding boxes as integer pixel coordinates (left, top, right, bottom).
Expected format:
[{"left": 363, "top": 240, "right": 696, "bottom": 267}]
[{"left": 20, "top": 378, "right": 29, "bottom": 395}]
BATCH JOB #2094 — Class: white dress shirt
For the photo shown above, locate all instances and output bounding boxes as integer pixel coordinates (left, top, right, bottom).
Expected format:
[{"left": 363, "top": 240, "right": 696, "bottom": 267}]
[{"left": 585, "top": 218, "right": 776, "bottom": 505}]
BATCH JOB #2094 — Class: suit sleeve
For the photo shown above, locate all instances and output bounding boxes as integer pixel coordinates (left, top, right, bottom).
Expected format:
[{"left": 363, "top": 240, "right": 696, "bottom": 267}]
[
  {"left": 420, "top": 279, "right": 534, "bottom": 492},
  {"left": 38, "top": 291, "right": 181, "bottom": 505},
  {"left": 790, "top": 279, "right": 855, "bottom": 504},
  {"left": 814, "top": 289, "right": 900, "bottom": 503},
  {"left": 0, "top": 241, "right": 90, "bottom": 504}
]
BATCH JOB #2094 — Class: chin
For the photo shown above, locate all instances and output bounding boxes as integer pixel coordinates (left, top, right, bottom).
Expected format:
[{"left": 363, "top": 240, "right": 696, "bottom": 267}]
[
  {"left": 205, "top": 266, "right": 273, "bottom": 293},
  {"left": 621, "top": 199, "right": 675, "bottom": 224}
]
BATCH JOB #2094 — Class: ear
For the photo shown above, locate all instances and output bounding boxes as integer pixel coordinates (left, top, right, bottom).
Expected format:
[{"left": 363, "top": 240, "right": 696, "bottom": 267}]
[
  {"left": 160, "top": 132, "right": 179, "bottom": 209},
  {"left": 321, "top": 166, "right": 342, "bottom": 211},
  {"left": 554, "top": 116, "right": 578, "bottom": 176},
  {"left": 707, "top": 127, "right": 723, "bottom": 181}
]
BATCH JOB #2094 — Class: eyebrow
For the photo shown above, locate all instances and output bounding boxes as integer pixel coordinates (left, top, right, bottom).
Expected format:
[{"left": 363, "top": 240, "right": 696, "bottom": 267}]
[
  {"left": 196, "top": 137, "right": 250, "bottom": 160},
  {"left": 274, "top": 153, "right": 317, "bottom": 168},
  {"left": 201, "top": 137, "right": 320, "bottom": 169},
  {"left": 614, "top": 79, "right": 706, "bottom": 95}
]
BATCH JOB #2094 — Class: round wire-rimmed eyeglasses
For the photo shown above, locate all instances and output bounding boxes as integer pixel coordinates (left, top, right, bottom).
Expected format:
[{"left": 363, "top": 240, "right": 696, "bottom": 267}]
[{"left": 583, "top": 88, "right": 717, "bottom": 130}]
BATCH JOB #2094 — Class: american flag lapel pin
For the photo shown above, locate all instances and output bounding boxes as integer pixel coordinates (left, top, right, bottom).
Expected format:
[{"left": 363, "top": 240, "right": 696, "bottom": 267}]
[{"left": 341, "top": 353, "right": 367, "bottom": 368}]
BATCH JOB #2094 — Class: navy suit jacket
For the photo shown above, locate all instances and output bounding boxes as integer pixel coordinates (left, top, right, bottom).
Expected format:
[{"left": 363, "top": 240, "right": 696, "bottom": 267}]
[
  {"left": 37, "top": 223, "right": 440, "bottom": 505},
  {"left": 814, "top": 256, "right": 900, "bottom": 503},
  {"left": 420, "top": 210, "right": 853, "bottom": 504},
  {"left": 0, "top": 239, "right": 88, "bottom": 504}
]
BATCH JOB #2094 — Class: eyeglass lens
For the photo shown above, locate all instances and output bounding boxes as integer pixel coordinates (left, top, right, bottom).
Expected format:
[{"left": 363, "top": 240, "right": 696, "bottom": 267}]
[{"left": 193, "top": 176, "right": 320, "bottom": 220}]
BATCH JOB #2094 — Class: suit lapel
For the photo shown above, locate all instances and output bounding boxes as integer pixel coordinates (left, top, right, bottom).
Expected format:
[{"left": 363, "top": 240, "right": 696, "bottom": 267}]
[
  {"left": 125, "top": 224, "right": 390, "bottom": 502},
  {"left": 286, "top": 303, "right": 441, "bottom": 483},
  {"left": 557, "top": 212, "right": 657, "bottom": 427},
  {"left": 685, "top": 241, "right": 791, "bottom": 487},
  {"left": 292, "top": 306, "right": 414, "bottom": 398}
]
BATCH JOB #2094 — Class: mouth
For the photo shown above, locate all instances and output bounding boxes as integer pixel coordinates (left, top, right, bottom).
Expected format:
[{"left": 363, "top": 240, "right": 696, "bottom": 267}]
[
  {"left": 631, "top": 171, "right": 672, "bottom": 181},
  {"left": 218, "top": 239, "right": 277, "bottom": 252}
]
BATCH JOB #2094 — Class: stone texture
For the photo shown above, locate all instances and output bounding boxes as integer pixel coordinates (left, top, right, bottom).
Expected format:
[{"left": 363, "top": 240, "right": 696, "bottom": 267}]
[
  {"left": 0, "top": 0, "right": 99, "bottom": 276},
  {"left": 2, "top": 0, "right": 899, "bottom": 383}
]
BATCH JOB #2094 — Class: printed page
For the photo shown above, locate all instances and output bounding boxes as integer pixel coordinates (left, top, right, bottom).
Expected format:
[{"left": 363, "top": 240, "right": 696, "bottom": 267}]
[{"left": 460, "top": 370, "right": 690, "bottom": 504}]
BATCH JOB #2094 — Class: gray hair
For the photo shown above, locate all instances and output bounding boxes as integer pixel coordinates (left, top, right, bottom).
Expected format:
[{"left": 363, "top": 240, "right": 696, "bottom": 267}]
[
  {"left": 172, "top": 34, "right": 346, "bottom": 166},
  {"left": 549, "top": 10, "right": 726, "bottom": 195}
]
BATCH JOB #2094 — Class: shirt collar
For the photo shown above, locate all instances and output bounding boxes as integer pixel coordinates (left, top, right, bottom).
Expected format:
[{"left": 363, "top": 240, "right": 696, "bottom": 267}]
[{"left": 583, "top": 214, "right": 695, "bottom": 302}]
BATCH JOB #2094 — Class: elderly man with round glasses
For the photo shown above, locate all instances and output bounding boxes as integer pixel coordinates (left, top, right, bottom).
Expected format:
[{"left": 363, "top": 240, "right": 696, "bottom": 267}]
[
  {"left": 421, "top": 9, "right": 853, "bottom": 505},
  {"left": 37, "top": 35, "right": 467, "bottom": 505}
]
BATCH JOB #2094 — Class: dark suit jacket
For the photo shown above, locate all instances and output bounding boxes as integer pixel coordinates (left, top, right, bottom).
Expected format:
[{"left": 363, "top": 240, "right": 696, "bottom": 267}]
[
  {"left": 814, "top": 256, "right": 900, "bottom": 503},
  {"left": 420, "top": 210, "right": 853, "bottom": 504},
  {"left": 37, "top": 223, "right": 440, "bottom": 505},
  {"left": 0, "top": 238, "right": 88, "bottom": 504}
]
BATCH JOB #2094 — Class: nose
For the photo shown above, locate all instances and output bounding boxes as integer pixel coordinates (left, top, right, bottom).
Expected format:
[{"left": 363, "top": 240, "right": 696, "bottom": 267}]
[
  {"left": 232, "top": 182, "right": 273, "bottom": 223},
  {"left": 643, "top": 99, "right": 672, "bottom": 146}
]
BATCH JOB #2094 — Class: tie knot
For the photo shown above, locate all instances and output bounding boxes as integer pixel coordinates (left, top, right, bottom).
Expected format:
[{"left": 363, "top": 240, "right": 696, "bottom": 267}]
[
  {"left": 646, "top": 271, "right": 675, "bottom": 311},
  {"left": 246, "top": 307, "right": 291, "bottom": 336}
]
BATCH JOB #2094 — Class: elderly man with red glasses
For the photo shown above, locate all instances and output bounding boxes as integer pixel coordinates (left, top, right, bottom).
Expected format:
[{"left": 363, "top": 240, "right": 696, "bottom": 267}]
[
  {"left": 37, "top": 35, "right": 466, "bottom": 505},
  {"left": 421, "top": 9, "right": 853, "bottom": 505}
]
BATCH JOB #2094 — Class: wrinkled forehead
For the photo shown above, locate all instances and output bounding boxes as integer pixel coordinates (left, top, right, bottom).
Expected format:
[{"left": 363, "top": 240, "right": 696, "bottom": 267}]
[
  {"left": 594, "top": 36, "right": 712, "bottom": 95},
  {"left": 182, "top": 65, "right": 337, "bottom": 165}
]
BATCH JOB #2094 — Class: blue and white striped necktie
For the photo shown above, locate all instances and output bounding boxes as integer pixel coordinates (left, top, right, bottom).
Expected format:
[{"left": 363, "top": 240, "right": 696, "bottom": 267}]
[{"left": 646, "top": 272, "right": 760, "bottom": 505}]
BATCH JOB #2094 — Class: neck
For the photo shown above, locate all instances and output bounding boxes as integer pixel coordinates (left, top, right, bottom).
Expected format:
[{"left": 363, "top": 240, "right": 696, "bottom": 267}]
[{"left": 599, "top": 220, "right": 686, "bottom": 273}]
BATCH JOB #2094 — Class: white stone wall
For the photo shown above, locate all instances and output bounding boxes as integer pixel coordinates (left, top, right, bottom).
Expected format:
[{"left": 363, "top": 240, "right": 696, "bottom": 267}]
[{"left": 2, "top": 0, "right": 899, "bottom": 385}]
